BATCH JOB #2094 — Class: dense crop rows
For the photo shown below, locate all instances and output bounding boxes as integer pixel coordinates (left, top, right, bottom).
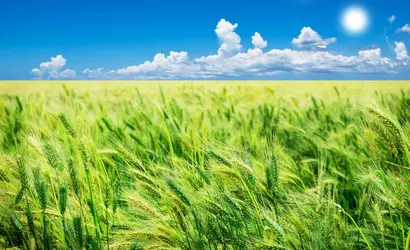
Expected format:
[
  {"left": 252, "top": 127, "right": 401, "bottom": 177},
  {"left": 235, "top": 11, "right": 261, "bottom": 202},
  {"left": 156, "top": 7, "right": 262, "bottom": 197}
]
[{"left": 0, "top": 83, "right": 409, "bottom": 249}]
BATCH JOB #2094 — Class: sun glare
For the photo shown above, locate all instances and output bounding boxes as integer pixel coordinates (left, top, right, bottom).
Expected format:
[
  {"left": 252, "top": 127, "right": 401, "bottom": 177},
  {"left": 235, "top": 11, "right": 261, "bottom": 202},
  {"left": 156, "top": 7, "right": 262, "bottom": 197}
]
[{"left": 342, "top": 6, "right": 368, "bottom": 35}]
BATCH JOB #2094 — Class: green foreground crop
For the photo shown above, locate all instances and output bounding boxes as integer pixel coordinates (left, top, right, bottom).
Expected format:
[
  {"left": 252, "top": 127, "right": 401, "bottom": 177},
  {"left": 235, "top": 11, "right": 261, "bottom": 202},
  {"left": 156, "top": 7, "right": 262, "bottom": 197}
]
[{"left": 0, "top": 81, "right": 410, "bottom": 249}]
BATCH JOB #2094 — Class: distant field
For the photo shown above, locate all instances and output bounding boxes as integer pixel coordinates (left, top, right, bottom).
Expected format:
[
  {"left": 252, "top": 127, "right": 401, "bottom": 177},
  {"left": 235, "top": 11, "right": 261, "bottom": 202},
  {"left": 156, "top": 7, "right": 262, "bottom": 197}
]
[
  {"left": 1, "top": 80, "right": 410, "bottom": 249},
  {"left": 1, "top": 80, "right": 410, "bottom": 99}
]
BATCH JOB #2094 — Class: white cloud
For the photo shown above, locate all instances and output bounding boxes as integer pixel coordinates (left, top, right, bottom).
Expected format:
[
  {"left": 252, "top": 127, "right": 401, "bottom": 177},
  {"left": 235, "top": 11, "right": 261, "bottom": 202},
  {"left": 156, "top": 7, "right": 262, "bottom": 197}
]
[
  {"left": 215, "top": 19, "right": 242, "bottom": 54},
  {"left": 33, "top": 19, "right": 410, "bottom": 80},
  {"left": 108, "top": 51, "right": 213, "bottom": 79},
  {"left": 252, "top": 32, "right": 267, "bottom": 49},
  {"left": 394, "top": 42, "right": 409, "bottom": 61},
  {"left": 82, "top": 68, "right": 107, "bottom": 79},
  {"left": 194, "top": 19, "right": 242, "bottom": 64},
  {"left": 397, "top": 24, "right": 410, "bottom": 33},
  {"left": 388, "top": 15, "right": 396, "bottom": 24},
  {"left": 291, "top": 27, "right": 336, "bottom": 49},
  {"left": 80, "top": 47, "right": 399, "bottom": 79},
  {"left": 115, "top": 51, "right": 194, "bottom": 78},
  {"left": 221, "top": 47, "right": 395, "bottom": 75},
  {"left": 358, "top": 48, "right": 382, "bottom": 62},
  {"left": 356, "top": 48, "right": 395, "bottom": 72},
  {"left": 58, "top": 69, "right": 76, "bottom": 79},
  {"left": 31, "top": 55, "right": 76, "bottom": 79}
]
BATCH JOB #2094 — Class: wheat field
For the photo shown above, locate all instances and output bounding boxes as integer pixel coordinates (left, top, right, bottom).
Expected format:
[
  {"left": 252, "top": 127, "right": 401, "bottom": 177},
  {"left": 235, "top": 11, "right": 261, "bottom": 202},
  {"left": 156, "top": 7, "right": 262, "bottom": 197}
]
[{"left": 0, "top": 81, "right": 410, "bottom": 249}]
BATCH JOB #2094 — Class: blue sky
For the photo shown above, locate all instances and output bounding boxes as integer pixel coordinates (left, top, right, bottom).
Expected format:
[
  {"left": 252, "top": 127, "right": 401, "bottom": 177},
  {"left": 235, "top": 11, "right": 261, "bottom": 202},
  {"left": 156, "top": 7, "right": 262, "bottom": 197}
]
[{"left": 1, "top": 0, "right": 410, "bottom": 80}]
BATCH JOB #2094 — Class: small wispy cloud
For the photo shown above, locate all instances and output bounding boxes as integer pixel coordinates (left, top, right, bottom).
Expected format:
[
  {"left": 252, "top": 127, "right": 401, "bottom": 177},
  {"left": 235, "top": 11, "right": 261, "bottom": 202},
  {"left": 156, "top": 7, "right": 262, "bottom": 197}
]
[{"left": 388, "top": 15, "right": 396, "bottom": 24}]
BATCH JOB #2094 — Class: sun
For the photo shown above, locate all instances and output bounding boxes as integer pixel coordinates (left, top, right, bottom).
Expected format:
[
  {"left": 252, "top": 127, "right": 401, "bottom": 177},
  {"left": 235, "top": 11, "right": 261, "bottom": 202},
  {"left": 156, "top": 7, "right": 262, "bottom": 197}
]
[{"left": 342, "top": 6, "right": 368, "bottom": 34}]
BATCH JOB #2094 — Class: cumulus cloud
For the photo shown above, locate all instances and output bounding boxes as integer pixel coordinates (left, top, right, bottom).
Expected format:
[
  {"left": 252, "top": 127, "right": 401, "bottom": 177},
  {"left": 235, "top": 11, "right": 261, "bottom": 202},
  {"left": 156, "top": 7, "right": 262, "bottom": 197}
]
[
  {"left": 252, "top": 32, "right": 267, "bottom": 49},
  {"left": 394, "top": 42, "right": 409, "bottom": 61},
  {"left": 397, "top": 24, "right": 410, "bottom": 33},
  {"left": 32, "top": 19, "right": 409, "bottom": 80},
  {"left": 193, "top": 19, "right": 242, "bottom": 64},
  {"left": 388, "top": 15, "right": 396, "bottom": 24},
  {"left": 78, "top": 48, "right": 399, "bottom": 79},
  {"left": 215, "top": 19, "right": 242, "bottom": 54},
  {"left": 31, "top": 55, "right": 76, "bottom": 79},
  {"left": 114, "top": 51, "right": 203, "bottom": 79},
  {"left": 291, "top": 27, "right": 336, "bottom": 49},
  {"left": 220, "top": 48, "right": 395, "bottom": 75}
]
